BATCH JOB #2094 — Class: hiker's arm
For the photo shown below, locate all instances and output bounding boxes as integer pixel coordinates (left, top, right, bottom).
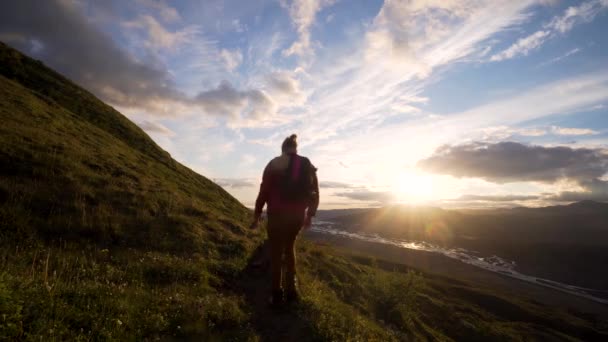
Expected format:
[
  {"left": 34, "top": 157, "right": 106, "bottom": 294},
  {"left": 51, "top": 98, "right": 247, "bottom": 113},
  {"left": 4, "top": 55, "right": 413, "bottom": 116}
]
[
  {"left": 307, "top": 167, "right": 319, "bottom": 217},
  {"left": 253, "top": 164, "right": 271, "bottom": 221}
]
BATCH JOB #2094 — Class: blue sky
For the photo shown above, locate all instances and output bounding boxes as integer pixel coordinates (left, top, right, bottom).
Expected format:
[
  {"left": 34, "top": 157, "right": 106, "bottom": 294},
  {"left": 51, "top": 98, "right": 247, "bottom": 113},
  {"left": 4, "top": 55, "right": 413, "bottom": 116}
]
[{"left": 1, "top": 0, "right": 607, "bottom": 208}]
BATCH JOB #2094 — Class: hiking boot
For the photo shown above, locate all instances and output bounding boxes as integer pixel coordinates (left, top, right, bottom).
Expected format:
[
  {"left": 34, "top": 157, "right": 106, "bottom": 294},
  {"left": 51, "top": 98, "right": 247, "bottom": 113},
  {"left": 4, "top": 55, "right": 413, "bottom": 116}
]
[
  {"left": 285, "top": 274, "right": 300, "bottom": 304},
  {"left": 269, "top": 289, "right": 284, "bottom": 308},
  {"left": 285, "top": 289, "right": 300, "bottom": 304}
]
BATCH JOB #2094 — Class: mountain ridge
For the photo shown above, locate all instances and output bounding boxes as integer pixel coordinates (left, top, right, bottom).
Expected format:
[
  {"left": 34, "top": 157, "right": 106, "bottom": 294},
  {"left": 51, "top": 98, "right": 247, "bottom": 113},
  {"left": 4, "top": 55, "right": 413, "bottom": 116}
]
[{"left": 0, "top": 41, "right": 170, "bottom": 164}]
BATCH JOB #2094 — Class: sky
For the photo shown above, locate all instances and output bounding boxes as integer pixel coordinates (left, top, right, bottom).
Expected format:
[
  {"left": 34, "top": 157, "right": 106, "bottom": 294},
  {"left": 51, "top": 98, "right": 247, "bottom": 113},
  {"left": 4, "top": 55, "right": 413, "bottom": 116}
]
[{"left": 1, "top": 0, "right": 607, "bottom": 209}]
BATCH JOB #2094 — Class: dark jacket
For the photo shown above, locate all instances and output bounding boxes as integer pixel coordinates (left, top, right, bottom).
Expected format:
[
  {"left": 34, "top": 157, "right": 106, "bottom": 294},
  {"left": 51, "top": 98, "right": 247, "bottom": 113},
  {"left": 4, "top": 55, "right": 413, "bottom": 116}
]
[{"left": 254, "top": 153, "right": 319, "bottom": 218}]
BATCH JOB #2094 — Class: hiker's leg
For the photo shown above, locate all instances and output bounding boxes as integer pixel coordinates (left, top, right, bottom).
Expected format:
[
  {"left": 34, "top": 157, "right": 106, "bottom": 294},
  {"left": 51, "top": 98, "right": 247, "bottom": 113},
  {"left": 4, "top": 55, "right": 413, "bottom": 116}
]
[
  {"left": 267, "top": 215, "right": 283, "bottom": 292},
  {"left": 284, "top": 217, "right": 303, "bottom": 293}
]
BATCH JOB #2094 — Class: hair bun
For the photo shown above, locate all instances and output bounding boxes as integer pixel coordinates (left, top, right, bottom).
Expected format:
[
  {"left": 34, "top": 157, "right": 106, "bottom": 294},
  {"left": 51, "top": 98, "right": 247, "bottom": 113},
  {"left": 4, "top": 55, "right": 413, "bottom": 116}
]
[{"left": 289, "top": 134, "right": 297, "bottom": 140}]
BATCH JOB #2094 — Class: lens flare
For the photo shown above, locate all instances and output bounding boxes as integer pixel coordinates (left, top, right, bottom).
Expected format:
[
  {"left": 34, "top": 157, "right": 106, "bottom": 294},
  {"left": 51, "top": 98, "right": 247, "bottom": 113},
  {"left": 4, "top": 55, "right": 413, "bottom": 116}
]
[{"left": 394, "top": 172, "right": 434, "bottom": 203}]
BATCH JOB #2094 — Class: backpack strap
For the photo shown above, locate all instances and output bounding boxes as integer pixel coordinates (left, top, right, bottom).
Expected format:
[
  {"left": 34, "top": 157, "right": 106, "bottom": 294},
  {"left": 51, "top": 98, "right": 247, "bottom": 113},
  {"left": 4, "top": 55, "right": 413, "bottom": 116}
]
[{"left": 291, "top": 155, "right": 301, "bottom": 180}]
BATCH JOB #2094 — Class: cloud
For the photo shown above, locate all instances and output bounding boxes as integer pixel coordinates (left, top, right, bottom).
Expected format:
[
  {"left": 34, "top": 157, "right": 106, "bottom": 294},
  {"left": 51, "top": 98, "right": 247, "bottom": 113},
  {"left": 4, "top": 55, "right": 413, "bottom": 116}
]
[
  {"left": 419, "top": 141, "right": 608, "bottom": 201},
  {"left": 266, "top": 72, "right": 301, "bottom": 95},
  {"left": 282, "top": 0, "right": 335, "bottom": 57},
  {"left": 239, "top": 154, "right": 256, "bottom": 167},
  {"left": 538, "top": 47, "right": 581, "bottom": 67},
  {"left": 293, "top": 1, "right": 539, "bottom": 147},
  {"left": 478, "top": 125, "right": 600, "bottom": 140},
  {"left": 265, "top": 71, "right": 306, "bottom": 105},
  {"left": 364, "top": 0, "right": 534, "bottom": 76},
  {"left": 519, "top": 128, "right": 548, "bottom": 137},
  {"left": 546, "top": 0, "right": 608, "bottom": 33},
  {"left": 138, "top": 120, "right": 175, "bottom": 136},
  {"left": 490, "top": 0, "right": 607, "bottom": 61},
  {"left": 454, "top": 194, "right": 538, "bottom": 202},
  {"left": 479, "top": 126, "right": 547, "bottom": 140},
  {"left": 445, "top": 71, "right": 608, "bottom": 130},
  {"left": 551, "top": 126, "right": 599, "bottom": 136},
  {"left": 0, "top": 0, "right": 284, "bottom": 126},
  {"left": 193, "top": 81, "right": 277, "bottom": 122},
  {"left": 490, "top": 30, "right": 550, "bottom": 62},
  {"left": 0, "top": 0, "right": 182, "bottom": 112},
  {"left": 334, "top": 189, "right": 395, "bottom": 203},
  {"left": 122, "top": 15, "right": 199, "bottom": 51},
  {"left": 136, "top": 0, "right": 181, "bottom": 23},
  {"left": 214, "top": 178, "right": 256, "bottom": 188},
  {"left": 550, "top": 178, "right": 608, "bottom": 201},
  {"left": 319, "top": 181, "right": 359, "bottom": 189},
  {"left": 220, "top": 48, "right": 243, "bottom": 71},
  {"left": 419, "top": 141, "right": 608, "bottom": 183}
]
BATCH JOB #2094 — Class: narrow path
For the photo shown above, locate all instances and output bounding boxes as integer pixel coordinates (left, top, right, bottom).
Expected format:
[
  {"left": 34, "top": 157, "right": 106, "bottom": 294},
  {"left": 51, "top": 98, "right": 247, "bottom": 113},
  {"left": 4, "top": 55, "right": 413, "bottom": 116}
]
[{"left": 237, "top": 241, "right": 314, "bottom": 342}]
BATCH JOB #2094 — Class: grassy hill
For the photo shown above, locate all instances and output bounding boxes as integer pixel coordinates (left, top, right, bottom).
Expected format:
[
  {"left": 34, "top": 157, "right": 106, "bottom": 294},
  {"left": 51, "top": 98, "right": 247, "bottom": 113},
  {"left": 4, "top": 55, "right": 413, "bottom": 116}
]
[
  {"left": 1, "top": 42, "right": 607, "bottom": 340},
  {"left": 0, "top": 41, "right": 260, "bottom": 340}
]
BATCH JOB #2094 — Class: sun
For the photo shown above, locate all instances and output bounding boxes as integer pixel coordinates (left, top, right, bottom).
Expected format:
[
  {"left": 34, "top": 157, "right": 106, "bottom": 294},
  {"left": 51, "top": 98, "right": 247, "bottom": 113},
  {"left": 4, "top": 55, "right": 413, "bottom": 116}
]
[{"left": 394, "top": 172, "right": 434, "bottom": 203}]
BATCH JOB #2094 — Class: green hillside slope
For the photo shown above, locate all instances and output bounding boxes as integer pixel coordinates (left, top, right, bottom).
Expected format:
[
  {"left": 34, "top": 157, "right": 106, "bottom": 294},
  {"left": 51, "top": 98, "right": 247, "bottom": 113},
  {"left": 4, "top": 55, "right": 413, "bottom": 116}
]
[
  {"left": 0, "top": 41, "right": 261, "bottom": 340},
  {"left": 0, "top": 42, "right": 251, "bottom": 251},
  {"left": 1, "top": 42, "right": 607, "bottom": 341}
]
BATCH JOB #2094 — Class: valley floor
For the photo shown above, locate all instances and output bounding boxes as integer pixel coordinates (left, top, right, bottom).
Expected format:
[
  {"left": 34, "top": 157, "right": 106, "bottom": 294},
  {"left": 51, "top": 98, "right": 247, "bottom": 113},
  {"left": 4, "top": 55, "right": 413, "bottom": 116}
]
[{"left": 303, "top": 231, "right": 608, "bottom": 320}]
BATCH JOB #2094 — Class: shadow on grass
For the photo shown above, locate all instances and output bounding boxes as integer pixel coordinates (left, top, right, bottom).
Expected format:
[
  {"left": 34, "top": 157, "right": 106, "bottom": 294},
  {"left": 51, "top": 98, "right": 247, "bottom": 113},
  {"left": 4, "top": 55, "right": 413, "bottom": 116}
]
[{"left": 238, "top": 240, "right": 316, "bottom": 342}]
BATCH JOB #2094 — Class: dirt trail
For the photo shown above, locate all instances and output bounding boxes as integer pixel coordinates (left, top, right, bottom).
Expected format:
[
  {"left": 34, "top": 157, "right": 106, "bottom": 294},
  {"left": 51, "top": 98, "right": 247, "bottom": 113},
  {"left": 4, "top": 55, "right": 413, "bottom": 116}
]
[{"left": 237, "top": 241, "right": 314, "bottom": 342}]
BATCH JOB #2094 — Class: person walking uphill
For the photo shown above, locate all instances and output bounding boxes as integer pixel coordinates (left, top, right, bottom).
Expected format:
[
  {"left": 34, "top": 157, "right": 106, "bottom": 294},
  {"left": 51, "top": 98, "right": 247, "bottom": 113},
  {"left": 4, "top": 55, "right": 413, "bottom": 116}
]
[{"left": 250, "top": 134, "right": 319, "bottom": 307}]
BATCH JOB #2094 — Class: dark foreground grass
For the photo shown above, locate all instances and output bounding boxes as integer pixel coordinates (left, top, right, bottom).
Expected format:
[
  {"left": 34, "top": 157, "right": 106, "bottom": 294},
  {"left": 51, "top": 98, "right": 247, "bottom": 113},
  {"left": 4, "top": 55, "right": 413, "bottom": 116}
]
[
  {"left": 3, "top": 240, "right": 607, "bottom": 341},
  {"left": 0, "top": 246, "right": 256, "bottom": 340},
  {"left": 1, "top": 41, "right": 607, "bottom": 341}
]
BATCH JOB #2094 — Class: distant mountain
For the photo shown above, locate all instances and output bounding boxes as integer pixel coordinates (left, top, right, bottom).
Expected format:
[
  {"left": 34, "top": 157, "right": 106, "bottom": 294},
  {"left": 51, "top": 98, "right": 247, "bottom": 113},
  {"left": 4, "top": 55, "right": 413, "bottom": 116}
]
[
  {"left": 562, "top": 199, "right": 608, "bottom": 212},
  {"left": 323, "top": 201, "right": 608, "bottom": 243},
  {"left": 501, "top": 200, "right": 608, "bottom": 215}
]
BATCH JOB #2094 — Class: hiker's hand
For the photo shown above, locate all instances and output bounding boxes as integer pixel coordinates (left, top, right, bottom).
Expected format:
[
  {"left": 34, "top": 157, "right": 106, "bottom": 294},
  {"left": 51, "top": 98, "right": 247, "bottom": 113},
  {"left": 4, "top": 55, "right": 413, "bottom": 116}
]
[
  {"left": 249, "top": 216, "right": 260, "bottom": 230},
  {"left": 303, "top": 215, "right": 312, "bottom": 229}
]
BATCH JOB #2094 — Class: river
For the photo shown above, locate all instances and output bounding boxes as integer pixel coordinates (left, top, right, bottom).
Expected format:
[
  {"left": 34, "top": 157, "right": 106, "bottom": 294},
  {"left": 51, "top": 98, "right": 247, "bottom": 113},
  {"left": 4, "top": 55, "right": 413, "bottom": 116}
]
[{"left": 311, "top": 220, "right": 608, "bottom": 305}]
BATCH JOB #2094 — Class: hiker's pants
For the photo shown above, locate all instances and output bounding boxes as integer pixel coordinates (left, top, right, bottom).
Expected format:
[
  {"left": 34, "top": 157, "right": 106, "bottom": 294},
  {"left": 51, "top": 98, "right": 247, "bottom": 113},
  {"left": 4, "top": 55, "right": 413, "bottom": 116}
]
[{"left": 267, "top": 212, "right": 304, "bottom": 292}]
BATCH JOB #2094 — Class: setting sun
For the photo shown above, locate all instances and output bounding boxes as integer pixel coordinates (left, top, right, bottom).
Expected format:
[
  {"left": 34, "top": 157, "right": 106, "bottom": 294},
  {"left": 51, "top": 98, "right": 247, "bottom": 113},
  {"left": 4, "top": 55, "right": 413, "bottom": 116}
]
[{"left": 395, "top": 173, "right": 434, "bottom": 203}]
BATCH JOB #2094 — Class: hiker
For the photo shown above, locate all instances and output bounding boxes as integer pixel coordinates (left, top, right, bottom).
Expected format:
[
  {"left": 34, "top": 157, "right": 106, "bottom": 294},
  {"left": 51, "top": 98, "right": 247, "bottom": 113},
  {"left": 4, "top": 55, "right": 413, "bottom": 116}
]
[{"left": 250, "top": 134, "right": 319, "bottom": 306}]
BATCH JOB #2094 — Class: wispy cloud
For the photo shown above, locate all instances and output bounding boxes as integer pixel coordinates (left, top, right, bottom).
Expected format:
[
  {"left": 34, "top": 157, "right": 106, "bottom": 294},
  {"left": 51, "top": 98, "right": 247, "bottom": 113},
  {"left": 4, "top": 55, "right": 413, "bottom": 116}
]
[
  {"left": 491, "top": 0, "right": 608, "bottom": 61},
  {"left": 334, "top": 189, "right": 395, "bottom": 204},
  {"left": 551, "top": 126, "right": 599, "bottom": 136},
  {"left": 446, "top": 71, "right": 608, "bottom": 129},
  {"left": 281, "top": 0, "right": 336, "bottom": 57},
  {"left": 479, "top": 126, "right": 547, "bottom": 140},
  {"left": 452, "top": 194, "right": 539, "bottom": 202},
  {"left": 138, "top": 120, "right": 175, "bottom": 136},
  {"left": 537, "top": 47, "right": 581, "bottom": 67},
  {"left": 136, "top": 0, "right": 181, "bottom": 23},
  {"left": 214, "top": 178, "right": 256, "bottom": 188},
  {"left": 547, "top": 0, "right": 608, "bottom": 33},
  {"left": 219, "top": 48, "right": 243, "bottom": 72},
  {"left": 320, "top": 181, "right": 361, "bottom": 189},
  {"left": 490, "top": 30, "right": 550, "bottom": 61},
  {"left": 293, "top": 1, "right": 538, "bottom": 148},
  {"left": 122, "top": 14, "right": 199, "bottom": 52}
]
